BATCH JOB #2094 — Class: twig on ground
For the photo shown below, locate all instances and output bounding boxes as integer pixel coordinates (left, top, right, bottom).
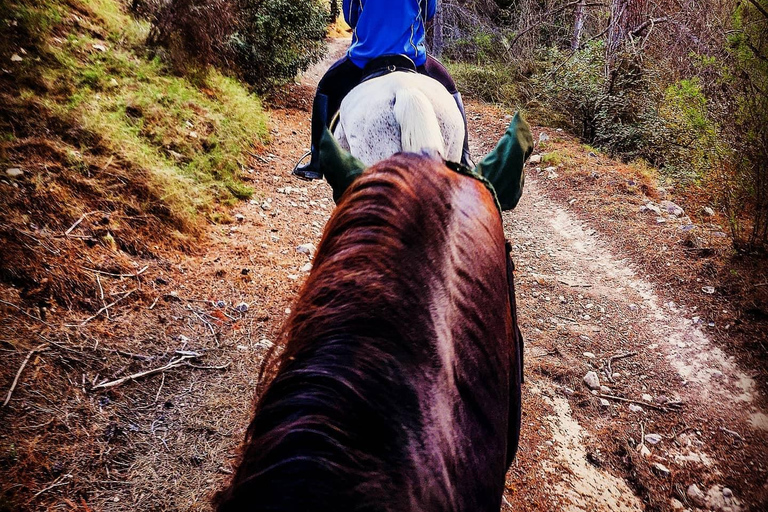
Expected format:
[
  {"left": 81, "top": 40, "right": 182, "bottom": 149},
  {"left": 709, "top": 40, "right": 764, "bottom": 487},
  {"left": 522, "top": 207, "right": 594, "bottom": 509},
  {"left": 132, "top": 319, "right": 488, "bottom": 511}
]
[
  {"left": 599, "top": 393, "right": 675, "bottom": 412},
  {"left": 96, "top": 275, "right": 108, "bottom": 320},
  {"left": 82, "top": 266, "right": 148, "bottom": 279},
  {"left": 3, "top": 344, "right": 48, "bottom": 407},
  {"left": 154, "top": 373, "right": 165, "bottom": 403},
  {"left": 92, "top": 353, "right": 200, "bottom": 390},
  {"left": 31, "top": 474, "right": 71, "bottom": 499},
  {"left": 606, "top": 351, "right": 637, "bottom": 382},
  {"left": 720, "top": 427, "right": 743, "bottom": 441},
  {"left": 0, "top": 299, "right": 54, "bottom": 328},
  {"left": 65, "top": 211, "right": 104, "bottom": 236},
  {"left": 66, "top": 290, "right": 135, "bottom": 327},
  {"left": 149, "top": 296, "right": 160, "bottom": 310},
  {"left": 186, "top": 304, "right": 219, "bottom": 345},
  {"left": 186, "top": 361, "right": 231, "bottom": 370},
  {"left": 557, "top": 279, "right": 593, "bottom": 288}
]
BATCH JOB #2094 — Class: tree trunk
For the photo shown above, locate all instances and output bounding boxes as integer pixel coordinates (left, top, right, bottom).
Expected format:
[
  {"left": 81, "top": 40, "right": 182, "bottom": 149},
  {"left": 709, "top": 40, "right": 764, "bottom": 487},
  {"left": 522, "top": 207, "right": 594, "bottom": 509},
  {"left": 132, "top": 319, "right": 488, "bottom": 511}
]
[
  {"left": 606, "top": 0, "right": 647, "bottom": 75},
  {"left": 571, "top": 0, "right": 586, "bottom": 50},
  {"left": 329, "top": 0, "right": 339, "bottom": 23},
  {"left": 432, "top": 0, "right": 445, "bottom": 57}
]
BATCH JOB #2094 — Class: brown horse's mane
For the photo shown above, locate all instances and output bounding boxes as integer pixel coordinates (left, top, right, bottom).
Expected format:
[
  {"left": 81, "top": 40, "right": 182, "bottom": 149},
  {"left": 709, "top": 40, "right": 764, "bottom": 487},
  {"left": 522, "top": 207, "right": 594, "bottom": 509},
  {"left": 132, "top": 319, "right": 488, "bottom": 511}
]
[{"left": 215, "top": 153, "right": 507, "bottom": 511}]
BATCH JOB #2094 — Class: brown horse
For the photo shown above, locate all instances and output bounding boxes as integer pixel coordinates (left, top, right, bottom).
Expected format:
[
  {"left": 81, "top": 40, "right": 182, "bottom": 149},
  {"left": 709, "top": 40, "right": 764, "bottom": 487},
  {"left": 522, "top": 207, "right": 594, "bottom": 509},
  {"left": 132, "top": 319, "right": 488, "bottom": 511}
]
[{"left": 215, "top": 151, "right": 524, "bottom": 512}]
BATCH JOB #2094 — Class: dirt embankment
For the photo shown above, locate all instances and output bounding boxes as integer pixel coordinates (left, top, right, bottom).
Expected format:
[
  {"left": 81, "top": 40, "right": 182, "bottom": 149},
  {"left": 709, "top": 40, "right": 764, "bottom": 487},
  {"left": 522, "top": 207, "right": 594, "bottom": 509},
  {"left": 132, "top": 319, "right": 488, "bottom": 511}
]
[{"left": 1, "top": 37, "right": 767, "bottom": 511}]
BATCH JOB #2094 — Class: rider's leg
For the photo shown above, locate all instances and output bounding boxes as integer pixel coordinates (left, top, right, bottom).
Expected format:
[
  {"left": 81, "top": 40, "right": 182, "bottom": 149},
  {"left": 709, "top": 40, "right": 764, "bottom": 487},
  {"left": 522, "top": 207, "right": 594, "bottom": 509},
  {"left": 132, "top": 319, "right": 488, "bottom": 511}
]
[
  {"left": 293, "top": 57, "right": 364, "bottom": 180},
  {"left": 421, "top": 56, "right": 474, "bottom": 168}
]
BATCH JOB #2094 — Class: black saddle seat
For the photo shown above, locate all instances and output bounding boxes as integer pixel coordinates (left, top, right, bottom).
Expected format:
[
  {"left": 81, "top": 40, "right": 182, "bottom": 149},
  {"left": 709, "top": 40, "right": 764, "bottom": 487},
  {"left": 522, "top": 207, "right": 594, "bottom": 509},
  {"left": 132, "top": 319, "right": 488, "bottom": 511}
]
[{"left": 361, "top": 54, "right": 417, "bottom": 83}]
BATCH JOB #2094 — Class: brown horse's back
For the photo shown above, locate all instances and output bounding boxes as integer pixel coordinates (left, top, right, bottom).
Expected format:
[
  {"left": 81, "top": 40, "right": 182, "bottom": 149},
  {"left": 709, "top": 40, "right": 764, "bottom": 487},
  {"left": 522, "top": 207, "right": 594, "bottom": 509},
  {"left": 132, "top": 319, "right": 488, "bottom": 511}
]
[{"left": 216, "top": 154, "right": 516, "bottom": 512}]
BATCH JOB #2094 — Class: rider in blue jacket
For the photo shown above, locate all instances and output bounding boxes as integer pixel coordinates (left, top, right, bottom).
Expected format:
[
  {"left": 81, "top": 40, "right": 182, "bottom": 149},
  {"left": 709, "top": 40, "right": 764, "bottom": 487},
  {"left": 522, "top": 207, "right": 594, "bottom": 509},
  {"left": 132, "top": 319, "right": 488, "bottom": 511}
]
[{"left": 294, "top": 0, "right": 472, "bottom": 180}]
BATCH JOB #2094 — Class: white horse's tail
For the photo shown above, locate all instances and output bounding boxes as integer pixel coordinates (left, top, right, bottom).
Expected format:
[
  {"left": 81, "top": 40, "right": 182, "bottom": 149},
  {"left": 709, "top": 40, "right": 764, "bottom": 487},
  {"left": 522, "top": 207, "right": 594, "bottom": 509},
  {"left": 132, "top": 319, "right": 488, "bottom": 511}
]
[{"left": 393, "top": 88, "right": 445, "bottom": 157}]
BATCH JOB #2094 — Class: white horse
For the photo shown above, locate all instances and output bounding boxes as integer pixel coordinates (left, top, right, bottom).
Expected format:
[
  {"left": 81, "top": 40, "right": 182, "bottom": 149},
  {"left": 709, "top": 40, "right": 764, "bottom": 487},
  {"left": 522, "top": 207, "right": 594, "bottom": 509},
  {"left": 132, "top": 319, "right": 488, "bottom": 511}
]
[{"left": 333, "top": 72, "right": 465, "bottom": 166}]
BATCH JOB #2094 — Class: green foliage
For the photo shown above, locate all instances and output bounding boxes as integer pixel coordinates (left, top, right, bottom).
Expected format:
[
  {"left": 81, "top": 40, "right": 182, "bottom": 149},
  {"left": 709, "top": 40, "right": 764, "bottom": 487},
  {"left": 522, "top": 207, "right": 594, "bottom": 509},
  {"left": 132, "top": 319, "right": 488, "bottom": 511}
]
[
  {"left": 4, "top": 0, "right": 268, "bottom": 227},
  {"left": 232, "top": 0, "right": 328, "bottom": 93},
  {"left": 446, "top": 62, "right": 518, "bottom": 104},
  {"left": 445, "top": 30, "right": 509, "bottom": 64}
]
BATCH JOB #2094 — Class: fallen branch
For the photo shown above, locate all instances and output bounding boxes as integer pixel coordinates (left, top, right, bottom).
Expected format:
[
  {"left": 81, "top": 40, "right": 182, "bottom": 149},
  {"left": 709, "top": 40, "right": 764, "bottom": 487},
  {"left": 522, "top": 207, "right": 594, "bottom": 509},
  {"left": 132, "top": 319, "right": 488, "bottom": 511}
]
[
  {"left": 599, "top": 393, "right": 676, "bottom": 412},
  {"left": 66, "top": 290, "right": 135, "bottom": 327},
  {"left": 3, "top": 344, "right": 48, "bottom": 407},
  {"left": 92, "top": 353, "right": 199, "bottom": 390}
]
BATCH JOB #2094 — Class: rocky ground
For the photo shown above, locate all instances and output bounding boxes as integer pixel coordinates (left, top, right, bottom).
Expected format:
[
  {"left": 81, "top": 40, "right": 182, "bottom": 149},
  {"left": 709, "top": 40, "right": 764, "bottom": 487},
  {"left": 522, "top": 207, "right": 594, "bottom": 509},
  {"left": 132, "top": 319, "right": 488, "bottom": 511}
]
[{"left": 1, "top": 38, "right": 766, "bottom": 511}]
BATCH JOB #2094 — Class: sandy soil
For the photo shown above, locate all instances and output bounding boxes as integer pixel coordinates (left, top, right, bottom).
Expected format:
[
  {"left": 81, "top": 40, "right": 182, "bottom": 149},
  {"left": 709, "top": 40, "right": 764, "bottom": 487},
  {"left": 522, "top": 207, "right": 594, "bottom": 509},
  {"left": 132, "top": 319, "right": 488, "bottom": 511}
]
[{"left": 1, "top": 37, "right": 766, "bottom": 511}]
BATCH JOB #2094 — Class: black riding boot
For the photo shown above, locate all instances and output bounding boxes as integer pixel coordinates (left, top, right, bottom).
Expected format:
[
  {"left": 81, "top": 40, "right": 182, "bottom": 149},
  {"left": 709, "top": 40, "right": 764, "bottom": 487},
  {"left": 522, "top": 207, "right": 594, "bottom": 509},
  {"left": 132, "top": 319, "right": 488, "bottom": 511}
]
[
  {"left": 293, "top": 93, "right": 331, "bottom": 180},
  {"left": 452, "top": 92, "right": 474, "bottom": 168}
]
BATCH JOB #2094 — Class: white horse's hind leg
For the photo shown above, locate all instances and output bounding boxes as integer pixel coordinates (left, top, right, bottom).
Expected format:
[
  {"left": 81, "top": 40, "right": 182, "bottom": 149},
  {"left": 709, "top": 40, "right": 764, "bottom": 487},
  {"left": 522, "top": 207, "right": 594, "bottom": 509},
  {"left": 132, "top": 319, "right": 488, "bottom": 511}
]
[
  {"left": 393, "top": 88, "right": 446, "bottom": 157},
  {"left": 333, "top": 122, "right": 350, "bottom": 152}
]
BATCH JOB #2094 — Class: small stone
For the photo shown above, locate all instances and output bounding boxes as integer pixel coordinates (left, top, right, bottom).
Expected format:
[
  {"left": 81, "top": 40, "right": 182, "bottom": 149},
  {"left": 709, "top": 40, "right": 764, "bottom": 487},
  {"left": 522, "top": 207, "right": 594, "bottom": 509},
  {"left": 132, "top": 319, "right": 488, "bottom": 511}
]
[
  {"left": 645, "top": 202, "right": 662, "bottom": 215},
  {"left": 11, "top": 54, "right": 22, "bottom": 62},
  {"left": 235, "top": 213, "right": 245, "bottom": 222},
  {"left": 529, "top": 154, "right": 542, "bottom": 164},
  {"left": 612, "top": 372, "right": 621, "bottom": 380},
  {"left": 300, "top": 262, "right": 313, "bottom": 272},
  {"left": 670, "top": 498, "right": 684, "bottom": 510},
  {"left": 599, "top": 398, "right": 610, "bottom": 408},
  {"left": 703, "top": 206, "right": 715, "bottom": 216},
  {"left": 687, "top": 484, "right": 706, "bottom": 507},
  {"left": 92, "top": 43, "right": 107, "bottom": 52},
  {"left": 261, "top": 202, "right": 271, "bottom": 211},
  {"left": 583, "top": 371, "right": 600, "bottom": 390},
  {"left": 639, "top": 444, "right": 651, "bottom": 457},
  {"left": 6, "top": 167, "right": 23, "bottom": 178},
  {"left": 723, "top": 487, "right": 733, "bottom": 498},
  {"left": 629, "top": 404, "right": 643, "bottom": 413},
  {"left": 583, "top": 351, "right": 595, "bottom": 359},
  {"left": 296, "top": 243, "right": 316, "bottom": 257},
  {"left": 661, "top": 200, "right": 685, "bottom": 217},
  {"left": 652, "top": 462, "right": 671, "bottom": 476},
  {"left": 642, "top": 393, "right": 653, "bottom": 402},
  {"left": 645, "top": 433, "right": 662, "bottom": 445},
  {"left": 600, "top": 385, "right": 611, "bottom": 394},
  {"left": 563, "top": 386, "right": 575, "bottom": 396},
  {"left": 108, "top": 78, "right": 119, "bottom": 87},
  {"left": 539, "top": 132, "right": 549, "bottom": 143},
  {"left": 234, "top": 302, "right": 249, "bottom": 313},
  {"left": 189, "top": 130, "right": 199, "bottom": 139},
  {"left": 702, "top": 286, "right": 715, "bottom": 294}
]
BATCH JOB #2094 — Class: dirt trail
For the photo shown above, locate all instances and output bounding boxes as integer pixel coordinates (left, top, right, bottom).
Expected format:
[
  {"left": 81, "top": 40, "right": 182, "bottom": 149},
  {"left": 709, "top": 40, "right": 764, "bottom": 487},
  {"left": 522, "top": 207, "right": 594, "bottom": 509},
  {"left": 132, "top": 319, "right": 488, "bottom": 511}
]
[
  {"left": 198, "top": 38, "right": 767, "bottom": 511},
  {"left": 3, "top": 37, "right": 766, "bottom": 511}
]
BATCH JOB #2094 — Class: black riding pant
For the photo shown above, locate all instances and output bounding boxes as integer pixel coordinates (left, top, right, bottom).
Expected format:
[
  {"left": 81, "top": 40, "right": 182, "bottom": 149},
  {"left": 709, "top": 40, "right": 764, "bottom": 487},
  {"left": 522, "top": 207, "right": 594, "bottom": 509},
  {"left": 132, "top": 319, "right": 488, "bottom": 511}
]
[{"left": 317, "top": 55, "right": 459, "bottom": 117}]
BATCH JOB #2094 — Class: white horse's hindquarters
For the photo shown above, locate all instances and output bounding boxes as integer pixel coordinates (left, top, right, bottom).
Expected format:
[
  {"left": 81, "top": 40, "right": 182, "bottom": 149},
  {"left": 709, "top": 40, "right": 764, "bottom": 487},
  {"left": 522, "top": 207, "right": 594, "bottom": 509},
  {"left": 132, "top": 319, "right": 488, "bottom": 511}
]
[{"left": 336, "top": 73, "right": 465, "bottom": 166}]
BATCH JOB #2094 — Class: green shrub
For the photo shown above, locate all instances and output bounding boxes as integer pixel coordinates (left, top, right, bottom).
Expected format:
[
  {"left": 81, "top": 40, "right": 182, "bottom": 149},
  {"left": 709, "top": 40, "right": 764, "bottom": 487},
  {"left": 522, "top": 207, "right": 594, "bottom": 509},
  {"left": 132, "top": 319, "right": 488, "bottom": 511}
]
[
  {"left": 232, "top": 0, "right": 328, "bottom": 93},
  {"left": 446, "top": 61, "right": 518, "bottom": 104}
]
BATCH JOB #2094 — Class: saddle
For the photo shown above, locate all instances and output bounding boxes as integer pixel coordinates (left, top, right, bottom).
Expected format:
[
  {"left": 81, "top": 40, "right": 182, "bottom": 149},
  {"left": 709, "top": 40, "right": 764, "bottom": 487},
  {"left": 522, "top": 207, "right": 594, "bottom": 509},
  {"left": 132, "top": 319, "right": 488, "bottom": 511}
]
[{"left": 361, "top": 54, "right": 417, "bottom": 83}]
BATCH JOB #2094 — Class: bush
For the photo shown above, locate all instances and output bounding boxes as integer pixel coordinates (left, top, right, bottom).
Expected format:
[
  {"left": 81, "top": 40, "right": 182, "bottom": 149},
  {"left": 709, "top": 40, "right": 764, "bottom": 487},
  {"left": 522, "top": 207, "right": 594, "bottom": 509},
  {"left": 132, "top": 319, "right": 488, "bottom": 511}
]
[
  {"left": 232, "top": 0, "right": 328, "bottom": 93},
  {"left": 147, "top": 0, "right": 235, "bottom": 74},
  {"left": 446, "top": 61, "right": 518, "bottom": 104}
]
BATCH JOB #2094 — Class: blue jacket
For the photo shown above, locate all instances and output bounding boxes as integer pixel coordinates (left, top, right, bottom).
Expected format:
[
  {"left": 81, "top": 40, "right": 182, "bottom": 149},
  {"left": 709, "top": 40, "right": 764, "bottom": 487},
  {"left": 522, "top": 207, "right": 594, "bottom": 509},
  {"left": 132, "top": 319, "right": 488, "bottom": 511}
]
[{"left": 343, "top": 0, "right": 436, "bottom": 68}]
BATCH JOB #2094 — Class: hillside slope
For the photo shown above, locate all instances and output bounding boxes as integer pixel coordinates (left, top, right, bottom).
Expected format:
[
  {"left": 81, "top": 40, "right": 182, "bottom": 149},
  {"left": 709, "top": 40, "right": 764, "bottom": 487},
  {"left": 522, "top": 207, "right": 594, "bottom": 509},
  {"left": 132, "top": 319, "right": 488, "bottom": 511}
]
[{"left": 0, "top": 0, "right": 267, "bottom": 310}]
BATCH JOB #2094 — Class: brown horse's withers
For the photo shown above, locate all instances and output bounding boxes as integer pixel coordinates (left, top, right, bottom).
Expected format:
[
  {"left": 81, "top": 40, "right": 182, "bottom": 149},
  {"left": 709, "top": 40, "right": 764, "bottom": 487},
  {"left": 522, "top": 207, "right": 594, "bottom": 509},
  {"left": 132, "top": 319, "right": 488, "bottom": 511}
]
[{"left": 216, "top": 153, "right": 522, "bottom": 512}]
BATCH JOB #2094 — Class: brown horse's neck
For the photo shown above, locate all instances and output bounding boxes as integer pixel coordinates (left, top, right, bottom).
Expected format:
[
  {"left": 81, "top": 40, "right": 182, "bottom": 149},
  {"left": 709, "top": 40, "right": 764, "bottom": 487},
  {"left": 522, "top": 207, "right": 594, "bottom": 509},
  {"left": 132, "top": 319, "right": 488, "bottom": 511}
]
[{"left": 216, "top": 154, "right": 510, "bottom": 512}]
